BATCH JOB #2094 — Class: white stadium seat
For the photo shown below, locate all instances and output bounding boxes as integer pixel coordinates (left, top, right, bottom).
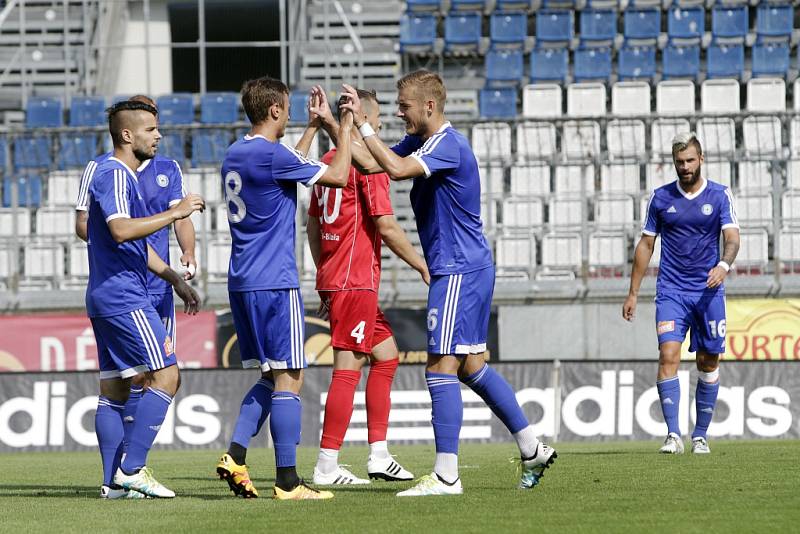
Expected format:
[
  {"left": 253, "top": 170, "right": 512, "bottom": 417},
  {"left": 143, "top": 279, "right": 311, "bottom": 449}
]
[
  {"left": 502, "top": 198, "right": 544, "bottom": 230},
  {"left": 562, "top": 120, "right": 601, "bottom": 160},
  {"left": 735, "top": 230, "right": 769, "bottom": 269},
  {"left": 496, "top": 233, "right": 537, "bottom": 277},
  {"left": 35, "top": 207, "right": 75, "bottom": 236},
  {"left": 472, "top": 122, "right": 512, "bottom": 162},
  {"left": 743, "top": 116, "right": 782, "bottom": 157},
  {"left": 206, "top": 239, "right": 231, "bottom": 277},
  {"left": 522, "top": 84, "right": 562, "bottom": 118},
  {"left": 515, "top": 122, "right": 557, "bottom": 162},
  {"left": 215, "top": 204, "right": 230, "bottom": 235},
  {"left": 185, "top": 170, "right": 223, "bottom": 204},
  {"left": 791, "top": 118, "right": 800, "bottom": 156},
  {"left": 795, "top": 79, "right": 800, "bottom": 112},
  {"left": 778, "top": 227, "right": 800, "bottom": 266},
  {"left": 549, "top": 195, "right": 584, "bottom": 228},
  {"left": 47, "top": 171, "right": 82, "bottom": 206},
  {"left": 24, "top": 242, "right": 65, "bottom": 278},
  {"left": 68, "top": 241, "right": 89, "bottom": 278},
  {"left": 781, "top": 192, "right": 800, "bottom": 226},
  {"left": 588, "top": 233, "right": 627, "bottom": 270},
  {"left": 651, "top": 118, "right": 691, "bottom": 158},
  {"left": 510, "top": 164, "right": 551, "bottom": 196},
  {"left": 0, "top": 208, "right": 31, "bottom": 237},
  {"left": 646, "top": 161, "right": 675, "bottom": 192},
  {"left": 697, "top": 118, "right": 736, "bottom": 156},
  {"left": 736, "top": 194, "right": 773, "bottom": 227},
  {"left": 607, "top": 119, "right": 646, "bottom": 160},
  {"left": 787, "top": 159, "right": 800, "bottom": 189},
  {"left": 747, "top": 78, "right": 785, "bottom": 112},
  {"left": 566, "top": 83, "right": 606, "bottom": 117},
  {"left": 611, "top": 81, "right": 650, "bottom": 116},
  {"left": 594, "top": 194, "right": 635, "bottom": 230},
  {"left": 540, "top": 232, "right": 582, "bottom": 270},
  {"left": 554, "top": 165, "right": 595, "bottom": 194},
  {"left": 737, "top": 161, "right": 773, "bottom": 192},
  {"left": 703, "top": 160, "right": 732, "bottom": 188},
  {"left": 479, "top": 165, "right": 505, "bottom": 197},
  {"left": 701, "top": 79, "right": 740, "bottom": 113},
  {"left": 0, "top": 247, "right": 13, "bottom": 280},
  {"left": 600, "top": 163, "right": 640, "bottom": 195},
  {"left": 656, "top": 80, "right": 695, "bottom": 115}
]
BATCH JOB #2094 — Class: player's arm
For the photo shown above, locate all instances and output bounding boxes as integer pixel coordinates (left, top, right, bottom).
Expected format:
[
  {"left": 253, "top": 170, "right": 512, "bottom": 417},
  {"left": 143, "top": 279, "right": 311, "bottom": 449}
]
[
  {"left": 623, "top": 234, "right": 656, "bottom": 322},
  {"left": 75, "top": 211, "right": 88, "bottom": 242},
  {"left": 74, "top": 159, "right": 96, "bottom": 241},
  {"left": 374, "top": 215, "right": 430, "bottom": 285},
  {"left": 313, "top": 110, "right": 354, "bottom": 188},
  {"left": 707, "top": 227, "right": 740, "bottom": 288},
  {"left": 108, "top": 194, "right": 205, "bottom": 244},
  {"left": 174, "top": 217, "right": 197, "bottom": 279},
  {"left": 294, "top": 91, "right": 321, "bottom": 157},
  {"left": 147, "top": 244, "right": 200, "bottom": 315}
]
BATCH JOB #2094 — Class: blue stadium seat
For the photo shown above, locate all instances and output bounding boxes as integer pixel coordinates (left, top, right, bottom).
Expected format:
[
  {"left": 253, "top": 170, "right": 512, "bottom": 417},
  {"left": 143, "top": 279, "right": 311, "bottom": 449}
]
[
  {"left": 289, "top": 92, "right": 310, "bottom": 124},
  {"left": 580, "top": 9, "right": 617, "bottom": 43},
  {"left": 530, "top": 46, "right": 569, "bottom": 82},
  {"left": 0, "top": 138, "right": 6, "bottom": 171},
  {"left": 3, "top": 175, "right": 42, "bottom": 207},
  {"left": 624, "top": 8, "right": 660, "bottom": 42},
  {"left": 662, "top": 43, "right": 700, "bottom": 79},
  {"left": 756, "top": 3, "right": 793, "bottom": 39},
  {"left": 574, "top": 47, "right": 612, "bottom": 82},
  {"left": 58, "top": 134, "right": 98, "bottom": 169},
  {"left": 486, "top": 48, "right": 524, "bottom": 84},
  {"left": 536, "top": 10, "right": 574, "bottom": 44},
  {"left": 667, "top": 6, "right": 704, "bottom": 41},
  {"left": 158, "top": 133, "right": 186, "bottom": 162},
  {"left": 400, "top": 12, "right": 438, "bottom": 52},
  {"left": 752, "top": 41, "right": 790, "bottom": 78},
  {"left": 450, "top": 0, "right": 487, "bottom": 10},
  {"left": 156, "top": 93, "right": 194, "bottom": 125},
  {"left": 192, "top": 130, "right": 232, "bottom": 166},
  {"left": 25, "top": 97, "right": 63, "bottom": 128},
  {"left": 542, "top": 0, "right": 579, "bottom": 7},
  {"left": 405, "top": 0, "right": 441, "bottom": 10},
  {"left": 13, "top": 137, "right": 51, "bottom": 169},
  {"left": 479, "top": 87, "right": 517, "bottom": 119},
  {"left": 711, "top": 6, "right": 748, "bottom": 41},
  {"left": 444, "top": 11, "right": 482, "bottom": 51},
  {"left": 200, "top": 92, "right": 238, "bottom": 124},
  {"left": 112, "top": 94, "right": 132, "bottom": 104},
  {"left": 618, "top": 44, "right": 656, "bottom": 80},
  {"left": 496, "top": 0, "right": 532, "bottom": 9},
  {"left": 69, "top": 96, "right": 106, "bottom": 127},
  {"left": 706, "top": 42, "right": 744, "bottom": 79},
  {"left": 490, "top": 11, "right": 527, "bottom": 47}
]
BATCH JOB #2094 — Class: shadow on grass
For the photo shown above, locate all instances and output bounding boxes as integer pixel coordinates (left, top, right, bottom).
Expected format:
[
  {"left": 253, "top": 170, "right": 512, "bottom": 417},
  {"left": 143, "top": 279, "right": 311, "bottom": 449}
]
[{"left": 0, "top": 484, "right": 97, "bottom": 498}]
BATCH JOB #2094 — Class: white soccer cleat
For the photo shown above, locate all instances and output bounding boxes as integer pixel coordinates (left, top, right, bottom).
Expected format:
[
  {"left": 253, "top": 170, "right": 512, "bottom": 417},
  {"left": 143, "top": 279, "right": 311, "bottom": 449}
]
[
  {"left": 114, "top": 466, "right": 175, "bottom": 498},
  {"left": 659, "top": 432, "right": 685, "bottom": 454},
  {"left": 396, "top": 473, "right": 463, "bottom": 497},
  {"left": 312, "top": 465, "right": 371, "bottom": 485},
  {"left": 691, "top": 437, "right": 711, "bottom": 454},
  {"left": 518, "top": 442, "right": 557, "bottom": 489},
  {"left": 100, "top": 485, "right": 148, "bottom": 499},
  {"left": 367, "top": 456, "right": 414, "bottom": 482}
]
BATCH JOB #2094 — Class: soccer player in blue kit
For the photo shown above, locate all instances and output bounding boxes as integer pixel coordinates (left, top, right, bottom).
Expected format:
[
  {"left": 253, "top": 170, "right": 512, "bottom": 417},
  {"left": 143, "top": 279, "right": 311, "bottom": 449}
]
[
  {"left": 623, "top": 132, "right": 740, "bottom": 454},
  {"left": 214, "top": 76, "right": 355, "bottom": 500},
  {"left": 339, "top": 70, "right": 556, "bottom": 496},
  {"left": 85, "top": 100, "right": 205, "bottom": 498}
]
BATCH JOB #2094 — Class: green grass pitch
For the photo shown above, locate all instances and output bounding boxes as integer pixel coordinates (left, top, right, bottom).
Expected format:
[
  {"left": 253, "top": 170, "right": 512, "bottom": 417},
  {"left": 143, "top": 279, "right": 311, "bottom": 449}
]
[{"left": 1, "top": 441, "right": 799, "bottom": 533}]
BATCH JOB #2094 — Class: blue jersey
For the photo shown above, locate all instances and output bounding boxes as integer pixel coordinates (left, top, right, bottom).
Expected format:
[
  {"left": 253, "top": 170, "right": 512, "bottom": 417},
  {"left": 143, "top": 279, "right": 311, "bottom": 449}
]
[
  {"left": 391, "top": 122, "right": 493, "bottom": 275},
  {"left": 85, "top": 157, "right": 150, "bottom": 318},
  {"left": 643, "top": 179, "right": 738, "bottom": 295},
  {"left": 221, "top": 134, "right": 326, "bottom": 291},
  {"left": 77, "top": 152, "right": 186, "bottom": 294}
]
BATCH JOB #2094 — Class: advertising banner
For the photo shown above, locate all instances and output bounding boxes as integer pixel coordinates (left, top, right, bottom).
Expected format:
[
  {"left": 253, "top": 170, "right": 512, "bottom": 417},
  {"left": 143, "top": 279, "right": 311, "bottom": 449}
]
[{"left": 723, "top": 298, "right": 800, "bottom": 360}]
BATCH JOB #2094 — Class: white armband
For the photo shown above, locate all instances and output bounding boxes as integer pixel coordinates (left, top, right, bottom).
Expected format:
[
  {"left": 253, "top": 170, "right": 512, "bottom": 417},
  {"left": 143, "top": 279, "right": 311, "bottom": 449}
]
[
  {"left": 358, "top": 122, "right": 376, "bottom": 138},
  {"left": 717, "top": 261, "right": 730, "bottom": 272}
]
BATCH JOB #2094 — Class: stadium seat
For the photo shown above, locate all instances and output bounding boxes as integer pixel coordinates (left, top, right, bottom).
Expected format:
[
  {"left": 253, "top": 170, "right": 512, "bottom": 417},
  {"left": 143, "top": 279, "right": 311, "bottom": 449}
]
[
  {"left": 35, "top": 207, "right": 75, "bottom": 236},
  {"left": 516, "top": 122, "right": 557, "bottom": 162},
  {"left": 502, "top": 197, "right": 545, "bottom": 230},
  {"left": 697, "top": 118, "right": 736, "bottom": 155},
  {"left": 743, "top": 116, "right": 782, "bottom": 157},
  {"left": 579, "top": 9, "right": 617, "bottom": 44},
  {"left": 479, "top": 165, "right": 505, "bottom": 196},
  {"left": 215, "top": 204, "right": 230, "bottom": 235},
  {"left": 611, "top": 81, "right": 650, "bottom": 116},
  {"left": 778, "top": 227, "right": 800, "bottom": 271},
  {"left": 510, "top": 164, "right": 551, "bottom": 196},
  {"left": 200, "top": 92, "right": 238, "bottom": 123},
  {"left": 472, "top": 122, "right": 512, "bottom": 162},
  {"left": 796, "top": 78, "right": 800, "bottom": 112},
  {"left": 623, "top": 8, "right": 660, "bottom": 42},
  {"left": 192, "top": 130, "right": 232, "bottom": 166},
  {"left": 0, "top": 138, "right": 6, "bottom": 171},
  {"left": 479, "top": 88, "right": 517, "bottom": 119},
  {"left": 646, "top": 161, "right": 675, "bottom": 191},
  {"left": 69, "top": 96, "right": 106, "bottom": 126},
  {"left": 600, "top": 163, "right": 641, "bottom": 195},
  {"left": 655, "top": 80, "right": 695, "bottom": 114},
  {"left": 529, "top": 47, "right": 569, "bottom": 83},
  {"left": 554, "top": 165, "right": 595, "bottom": 194},
  {"left": 662, "top": 43, "right": 700, "bottom": 79},
  {"left": 444, "top": 11, "right": 482, "bottom": 51},
  {"left": 157, "top": 133, "right": 187, "bottom": 162},
  {"left": 289, "top": 92, "right": 310, "bottom": 124},
  {"left": 667, "top": 6, "right": 704, "bottom": 41},
  {"left": 23, "top": 242, "right": 65, "bottom": 279},
  {"left": 496, "top": 234, "right": 537, "bottom": 278},
  {"left": 13, "top": 136, "right": 51, "bottom": 169},
  {"left": 736, "top": 194, "right": 773, "bottom": 228},
  {"left": 68, "top": 241, "right": 89, "bottom": 278},
  {"left": 489, "top": 11, "right": 527, "bottom": 47},
  {"left": 711, "top": 5, "right": 748, "bottom": 41},
  {"left": 535, "top": 10, "right": 574, "bottom": 44},
  {"left": 791, "top": 120, "right": 800, "bottom": 156},
  {"left": 283, "top": 127, "right": 319, "bottom": 161},
  {"left": 617, "top": 44, "right": 656, "bottom": 81},
  {"left": 58, "top": 134, "right": 98, "bottom": 169},
  {"left": 701, "top": 79, "right": 740, "bottom": 112},
  {"left": 781, "top": 190, "right": 800, "bottom": 224},
  {"left": 25, "top": 97, "right": 63, "bottom": 128},
  {"left": 703, "top": 160, "right": 732, "bottom": 188},
  {"left": 588, "top": 233, "right": 627, "bottom": 273},
  {"left": 400, "top": 11, "right": 438, "bottom": 53},
  {"left": 0, "top": 208, "right": 31, "bottom": 236},
  {"left": 755, "top": 3, "right": 793, "bottom": 39},
  {"left": 607, "top": 120, "right": 646, "bottom": 160},
  {"left": 497, "top": 0, "right": 533, "bottom": 10},
  {"left": 651, "top": 118, "right": 691, "bottom": 157},
  {"left": 540, "top": 232, "right": 582, "bottom": 271},
  {"left": 747, "top": 78, "right": 786, "bottom": 112},
  {"left": 566, "top": 83, "right": 606, "bottom": 117},
  {"left": 522, "top": 84, "right": 562, "bottom": 118},
  {"left": 184, "top": 170, "right": 223, "bottom": 204},
  {"left": 752, "top": 42, "right": 790, "bottom": 79},
  {"left": 549, "top": 195, "right": 584, "bottom": 228},
  {"left": 735, "top": 229, "right": 769, "bottom": 271},
  {"left": 157, "top": 93, "right": 194, "bottom": 124},
  {"left": 738, "top": 161, "right": 773, "bottom": 192},
  {"left": 0, "top": 247, "right": 13, "bottom": 283},
  {"left": 706, "top": 42, "right": 744, "bottom": 79},
  {"left": 486, "top": 48, "right": 524, "bottom": 84},
  {"left": 574, "top": 47, "right": 612, "bottom": 82},
  {"left": 450, "top": 0, "right": 487, "bottom": 10},
  {"left": 594, "top": 194, "right": 635, "bottom": 230},
  {"left": 405, "top": 0, "right": 442, "bottom": 11},
  {"left": 3, "top": 176, "right": 42, "bottom": 207},
  {"left": 562, "top": 121, "right": 601, "bottom": 160},
  {"left": 46, "top": 171, "right": 81, "bottom": 206}
]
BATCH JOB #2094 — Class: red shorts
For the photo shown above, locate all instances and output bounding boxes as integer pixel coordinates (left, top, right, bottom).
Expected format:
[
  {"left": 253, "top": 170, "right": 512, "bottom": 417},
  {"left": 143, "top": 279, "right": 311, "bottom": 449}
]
[{"left": 321, "top": 290, "right": 393, "bottom": 353}]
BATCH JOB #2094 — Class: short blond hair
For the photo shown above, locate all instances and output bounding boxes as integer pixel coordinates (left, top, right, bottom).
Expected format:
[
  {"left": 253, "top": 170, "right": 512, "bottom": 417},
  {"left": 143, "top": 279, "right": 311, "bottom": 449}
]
[
  {"left": 671, "top": 131, "right": 703, "bottom": 156},
  {"left": 397, "top": 70, "right": 446, "bottom": 112}
]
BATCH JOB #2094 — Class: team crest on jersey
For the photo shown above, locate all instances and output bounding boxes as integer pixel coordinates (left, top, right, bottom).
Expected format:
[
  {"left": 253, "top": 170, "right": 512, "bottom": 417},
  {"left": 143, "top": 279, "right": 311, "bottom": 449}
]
[
  {"left": 427, "top": 308, "right": 438, "bottom": 332},
  {"left": 163, "top": 336, "right": 174, "bottom": 356},
  {"left": 657, "top": 321, "right": 675, "bottom": 335},
  {"left": 701, "top": 203, "right": 713, "bottom": 215},
  {"left": 156, "top": 174, "right": 169, "bottom": 188}
]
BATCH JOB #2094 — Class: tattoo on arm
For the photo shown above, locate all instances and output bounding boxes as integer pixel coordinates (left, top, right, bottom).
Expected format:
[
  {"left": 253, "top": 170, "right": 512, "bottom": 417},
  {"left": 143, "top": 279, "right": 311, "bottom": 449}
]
[{"left": 721, "top": 238, "right": 740, "bottom": 266}]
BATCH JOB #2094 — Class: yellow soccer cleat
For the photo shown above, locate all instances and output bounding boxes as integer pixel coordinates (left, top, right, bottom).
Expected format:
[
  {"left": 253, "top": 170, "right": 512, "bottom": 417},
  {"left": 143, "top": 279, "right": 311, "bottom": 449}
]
[
  {"left": 272, "top": 481, "right": 334, "bottom": 500},
  {"left": 216, "top": 453, "right": 258, "bottom": 498}
]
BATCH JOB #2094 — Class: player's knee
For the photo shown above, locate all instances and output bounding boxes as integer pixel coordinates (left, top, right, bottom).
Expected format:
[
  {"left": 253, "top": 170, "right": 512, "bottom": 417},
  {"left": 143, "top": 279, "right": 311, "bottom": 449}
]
[
  {"left": 696, "top": 353, "right": 720, "bottom": 373},
  {"left": 149, "top": 364, "right": 180, "bottom": 396}
]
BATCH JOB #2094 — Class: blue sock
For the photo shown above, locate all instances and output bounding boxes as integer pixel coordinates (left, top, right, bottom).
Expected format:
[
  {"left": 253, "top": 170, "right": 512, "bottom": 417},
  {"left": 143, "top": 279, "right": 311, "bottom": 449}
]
[
  {"left": 270, "top": 392, "right": 301, "bottom": 468},
  {"left": 462, "top": 364, "right": 529, "bottom": 434},
  {"left": 657, "top": 376, "right": 681, "bottom": 436},
  {"left": 693, "top": 377, "right": 720, "bottom": 440},
  {"left": 231, "top": 378, "right": 274, "bottom": 448},
  {"left": 95, "top": 396, "right": 125, "bottom": 487},
  {"left": 122, "top": 386, "right": 143, "bottom": 452},
  {"left": 426, "top": 372, "right": 462, "bottom": 454},
  {"left": 121, "top": 388, "right": 172, "bottom": 474}
]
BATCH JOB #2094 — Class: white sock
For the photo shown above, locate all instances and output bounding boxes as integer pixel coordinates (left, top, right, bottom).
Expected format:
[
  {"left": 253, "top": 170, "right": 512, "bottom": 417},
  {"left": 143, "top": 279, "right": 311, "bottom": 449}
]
[
  {"left": 316, "top": 448, "right": 339, "bottom": 474},
  {"left": 434, "top": 452, "right": 459, "bottom": 484},
  {"left": 369, "top": 440, "right": 390, "bottom": 460},
  {"left": 513, "top": 425, "right": 540, "bottom": 459}
]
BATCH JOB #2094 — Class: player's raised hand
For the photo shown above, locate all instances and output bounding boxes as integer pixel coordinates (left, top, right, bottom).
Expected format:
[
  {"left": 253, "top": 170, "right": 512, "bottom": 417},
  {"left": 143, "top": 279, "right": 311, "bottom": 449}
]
[
  {"left": 339, "top": 83, "right": 364, "bottom": 123},
  {"left": 172, "top": 193, "right": 205, "bottom": 220},
  {"left": 174, "top": 280, "right": 201, "bottom": 315},
  {"left": 309, "top": 85, "right": 335, "bottom": 125},
  {"left": 180, "top": 251, "right": 198, "bottom": 280},
  {"left": 706, "top": 266, "right": 727, "bottom": 288},
  {"left": 622, "top": 294, "right": 637, "bottom": 321}
]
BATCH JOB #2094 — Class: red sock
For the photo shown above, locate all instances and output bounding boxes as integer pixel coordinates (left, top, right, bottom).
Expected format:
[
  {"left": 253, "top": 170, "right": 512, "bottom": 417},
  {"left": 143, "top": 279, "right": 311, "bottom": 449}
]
[
  {"left": 320, "top": 369, "right": 361, "bottom": 450},
  {"left": 366, "top": 358, "right": 399, "bottom": 444}
]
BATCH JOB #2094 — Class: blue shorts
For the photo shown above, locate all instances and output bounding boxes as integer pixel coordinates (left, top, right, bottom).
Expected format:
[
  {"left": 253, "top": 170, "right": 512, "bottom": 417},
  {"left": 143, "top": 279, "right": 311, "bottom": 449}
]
[
  {"left": 149, "top": 292, "right": 176, "bottom": 349},
  {"left": 426, "top": 266, "right": 494, "bottom": 355},
  {"left": 655, "top": 291, "right": 726, "bottom": 354},
  {"left": 92, "top": 307, "right": 177, "bottom": 380},
  {"left": 229, "top": 288, "right": 307, "bottom": 371}
]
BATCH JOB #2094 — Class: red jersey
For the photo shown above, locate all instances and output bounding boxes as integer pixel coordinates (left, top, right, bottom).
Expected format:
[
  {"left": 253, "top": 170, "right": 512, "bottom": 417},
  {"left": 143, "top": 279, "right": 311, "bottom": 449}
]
[{"left": 308, "top": 149, "right": 393, "bottom": 291}]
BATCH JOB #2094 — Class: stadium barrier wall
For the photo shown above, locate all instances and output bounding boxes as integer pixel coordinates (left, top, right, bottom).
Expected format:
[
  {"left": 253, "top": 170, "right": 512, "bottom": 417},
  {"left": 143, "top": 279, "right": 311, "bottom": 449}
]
[{"left": 0, "top": 361, "right": 797, "bottom": 452}]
